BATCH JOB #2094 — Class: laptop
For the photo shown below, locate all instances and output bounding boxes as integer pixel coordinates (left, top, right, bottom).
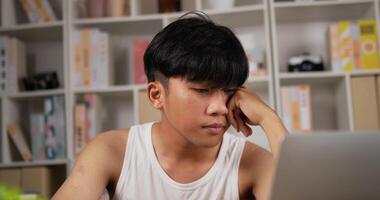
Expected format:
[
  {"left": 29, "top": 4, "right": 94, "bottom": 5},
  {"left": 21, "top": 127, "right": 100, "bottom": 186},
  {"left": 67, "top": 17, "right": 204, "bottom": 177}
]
[{"left": 270, "top": 132, "right": 380, "bottom": 200}]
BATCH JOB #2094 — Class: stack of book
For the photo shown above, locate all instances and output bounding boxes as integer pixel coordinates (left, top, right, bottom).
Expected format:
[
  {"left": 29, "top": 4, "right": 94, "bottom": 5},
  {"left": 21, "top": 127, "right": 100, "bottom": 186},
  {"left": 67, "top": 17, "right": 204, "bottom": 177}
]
[
  {"left": 0, "top": 36, "right": 26, "bottom": 94},
  {"left": 328, "top": 19, "right": 379, "bottom": 72},
  {"left": 72, "top": 29, "right": 113, "bottom": 88},
  {"left": 19, "top": 0, "right": 57, "bottom": 23},
  {"left": 280, "top": 84, "right": 312, "bottom": 132},
  {"left": 7, "top": 96, "right": 66, "bottom": 161},
  {"left": 74, "top": 94, "right": 102, "bottom": 156}
]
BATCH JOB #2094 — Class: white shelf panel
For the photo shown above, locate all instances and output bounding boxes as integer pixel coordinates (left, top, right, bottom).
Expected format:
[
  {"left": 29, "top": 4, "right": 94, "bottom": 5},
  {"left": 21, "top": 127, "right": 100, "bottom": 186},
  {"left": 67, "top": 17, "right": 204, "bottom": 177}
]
[
  {"left": 247, "top": 75, "right": 270, "bottom": 83},
  {"left": 0, "top": 21, "right": 63, "bottom": 32},
  {"left": 274, "top": 0, "right": 374, "bottom": 9},
  {"left": 279, "top": 71, "right": 345, "bottom": 79},
  {"left": 274, "top": 0, "right": 375, "bottom": 23},
  {"left": 73, "top": 15, "right": 163, "bottom": 25},
  {"left": 7, "top": 89, "right": 65, "bottom": 99},
  {"left": 203, "top": 4, "right": 265, "bottom": 15},
  {"left": 0, "top": 159, "right": 68, "bottom": 168},
  {"left": 73, "top": 85, "right": 142, "bottom": 94},
  {"left": 348, "top": 69, "right": 380, "bottom": 76}
]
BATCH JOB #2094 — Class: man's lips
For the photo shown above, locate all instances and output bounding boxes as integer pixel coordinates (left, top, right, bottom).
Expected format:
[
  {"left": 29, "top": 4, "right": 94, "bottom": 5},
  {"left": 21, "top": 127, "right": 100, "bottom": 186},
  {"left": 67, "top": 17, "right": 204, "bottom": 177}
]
[{"left": 202, "top": 123, "right": 226, "bottom": 134}]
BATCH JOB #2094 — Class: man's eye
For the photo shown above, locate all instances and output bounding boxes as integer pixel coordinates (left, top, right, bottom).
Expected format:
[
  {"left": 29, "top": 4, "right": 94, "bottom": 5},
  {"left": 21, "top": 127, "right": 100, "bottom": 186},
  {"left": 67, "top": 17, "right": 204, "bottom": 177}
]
[
  {"left": 224, "top": 88, "right": 237, "bottom": 94},
  {"left": 194, "top": 88, "right": 209, "bottom": 93}
]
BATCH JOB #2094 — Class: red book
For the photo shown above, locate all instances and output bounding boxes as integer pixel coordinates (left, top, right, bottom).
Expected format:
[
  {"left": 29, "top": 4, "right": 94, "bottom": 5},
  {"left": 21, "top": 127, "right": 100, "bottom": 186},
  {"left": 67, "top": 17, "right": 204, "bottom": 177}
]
[{"left": 132, "top": 39, "right": 150, "bottom": 84}]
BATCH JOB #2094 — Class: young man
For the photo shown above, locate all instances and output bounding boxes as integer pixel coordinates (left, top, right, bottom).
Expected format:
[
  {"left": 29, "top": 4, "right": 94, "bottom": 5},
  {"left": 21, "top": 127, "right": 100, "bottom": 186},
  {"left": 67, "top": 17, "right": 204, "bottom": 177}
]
[{"left": 52, "top": 12, "right": 287, "bottom": 200}]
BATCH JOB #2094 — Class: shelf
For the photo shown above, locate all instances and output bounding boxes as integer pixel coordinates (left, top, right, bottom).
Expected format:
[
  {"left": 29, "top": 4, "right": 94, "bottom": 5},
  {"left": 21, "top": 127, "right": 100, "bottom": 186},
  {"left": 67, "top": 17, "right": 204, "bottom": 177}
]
[
  {"left": 203, "top": 4, "right": 265, "bottom": 15},
  {"left": 348, "top": 70, "right": 380, "bottom": 77},
  {"left": 73, "top": 85, "right": 141, "bottom": 94},
  {"left": 274, "top": 0, "right": 374, "bottom": 9},
  {"left": 274, "top": 0, "right": 374, "bottom": 23},
  {"left": 279, "top": 71, "right": 345, "bottom": 79},
  {"left": 0, "top": 21, "right": 63, "bottom": 32},
  {"left": 7, "top": 89, "right": 65, "bottom": 99},
  {"left": 0, "top": 159, "right": 68, "bottom": 169},
  {"left": 73, "top": 15, "right": 163, "bottom": 25}
]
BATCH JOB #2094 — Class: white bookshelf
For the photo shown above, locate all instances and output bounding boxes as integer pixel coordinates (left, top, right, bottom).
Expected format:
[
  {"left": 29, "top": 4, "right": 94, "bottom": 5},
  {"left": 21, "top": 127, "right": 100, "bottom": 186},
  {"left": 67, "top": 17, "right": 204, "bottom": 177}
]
[{"left": 0, "top": 0, "right": 379, "bottom": 190}]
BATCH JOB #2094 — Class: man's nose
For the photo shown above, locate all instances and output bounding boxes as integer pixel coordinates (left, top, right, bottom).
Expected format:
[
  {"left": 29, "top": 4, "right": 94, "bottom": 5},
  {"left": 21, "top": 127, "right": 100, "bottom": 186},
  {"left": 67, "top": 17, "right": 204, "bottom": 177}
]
[{"left": 206, "top": 91, "right": 229, "bottom": 116}]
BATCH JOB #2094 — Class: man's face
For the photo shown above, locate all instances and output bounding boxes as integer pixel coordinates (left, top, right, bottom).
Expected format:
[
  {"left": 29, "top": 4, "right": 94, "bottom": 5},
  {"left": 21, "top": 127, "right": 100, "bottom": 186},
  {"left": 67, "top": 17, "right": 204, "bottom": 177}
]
[{"left": 161, "top": 77, "right": 238, "bottom": 148}]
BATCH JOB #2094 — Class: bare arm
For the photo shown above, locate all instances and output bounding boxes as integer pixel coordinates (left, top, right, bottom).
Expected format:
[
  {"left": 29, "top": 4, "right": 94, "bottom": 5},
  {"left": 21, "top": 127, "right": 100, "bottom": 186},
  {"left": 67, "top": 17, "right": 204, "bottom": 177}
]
[
  {"left": 52, "top": 131, "right": 126, "bottom": 199},
  {"left": 227, "top": 87, "right": 288, "bottom": 200}
]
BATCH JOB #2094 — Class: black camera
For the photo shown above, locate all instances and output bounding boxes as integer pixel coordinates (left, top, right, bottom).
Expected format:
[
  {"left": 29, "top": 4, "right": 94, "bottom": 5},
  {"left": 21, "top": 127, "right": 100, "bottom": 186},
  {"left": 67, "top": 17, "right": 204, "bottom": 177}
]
[{"left": 22, "top": 72, "right": 60, "bottom": 91}]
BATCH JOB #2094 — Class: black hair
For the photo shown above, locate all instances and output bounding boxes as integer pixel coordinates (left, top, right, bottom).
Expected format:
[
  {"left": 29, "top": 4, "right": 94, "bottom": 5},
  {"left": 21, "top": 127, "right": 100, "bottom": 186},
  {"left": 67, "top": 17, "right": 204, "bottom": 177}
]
[{"left": 143, "top": 11, "right": 249, "bottom": 89}]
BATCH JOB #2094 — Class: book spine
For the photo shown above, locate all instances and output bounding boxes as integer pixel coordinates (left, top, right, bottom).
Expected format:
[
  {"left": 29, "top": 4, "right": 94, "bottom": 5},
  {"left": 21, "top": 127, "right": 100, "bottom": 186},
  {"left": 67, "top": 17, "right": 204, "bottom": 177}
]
[
  {"left": 6, "top": 124, "right": 32, "bottom": 161},
  {"left": 27, "top": 0, "right": 43, "bottom": 23},
  {"left": 297, "top": 85, "right": 312, "bottom": 131},
  {"left": 72, "top": 31, "right": 83, "bottom": 87},
  {"left": 40, "top": 0, "right": 57, "bottom": 21},
  {"left": 281, "top": 86, "right": 293, "bottom": 132},
  {"left": 2, "top": 0, "right": 17, "bottom": 26},
  {"left": 99, "top": 32, "right": 112, "bottom": 86},
  {"left": 358, "top": 20, "right": 380, "bottom": 70},
  {"left": 6, "top": 37, "right": 16, "bottom": 93},
  {"left": 30, "top": 113, "right": 46, "bottom": 161},
  {"left": 90, "top": 29, "right": 100, "bottom": 88},
  {"left": 81, "top": 29, "right": 92, "bottom": 88},
  {"left": 338, "top": 21, "right": 354, "bottom": 72},
  {"left": 33, "top": 0, "right": 51, "bottom": 22},
  {"left": 19, "top": 0, "right": 39, "bottom": 23},
  {"left": 84, "top": 94, "right": 99, "bottom": 142},
  {"left": 44, "top": 96, "right": 66, "bottom": 159},
  {"left": 0, "top": 37, "right": 8, "bottom": 94},
  {"left": 74, "top": 103, "right": 86, "bottom": 156}
]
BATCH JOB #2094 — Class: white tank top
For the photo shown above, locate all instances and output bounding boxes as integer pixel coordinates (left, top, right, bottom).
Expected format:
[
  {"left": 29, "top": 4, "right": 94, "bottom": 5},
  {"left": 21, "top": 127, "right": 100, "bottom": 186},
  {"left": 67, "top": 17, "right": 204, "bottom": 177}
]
[{"left": 113, "top": 122, "right": 246, "bottom": 200}]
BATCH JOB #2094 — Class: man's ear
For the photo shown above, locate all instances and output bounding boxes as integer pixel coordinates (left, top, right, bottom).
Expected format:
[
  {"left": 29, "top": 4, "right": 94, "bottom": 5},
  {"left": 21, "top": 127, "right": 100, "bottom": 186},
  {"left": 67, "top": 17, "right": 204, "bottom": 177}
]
[{"left": 147, "top": 81, "right": 165, "bottom": 109}]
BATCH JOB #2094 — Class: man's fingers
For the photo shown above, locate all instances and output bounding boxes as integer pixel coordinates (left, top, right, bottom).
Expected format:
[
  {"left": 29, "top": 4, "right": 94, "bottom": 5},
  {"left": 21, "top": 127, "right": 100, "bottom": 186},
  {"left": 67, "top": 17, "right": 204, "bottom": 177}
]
[{"left": 234, "top": 109, "right": 253, "bottom": 137}]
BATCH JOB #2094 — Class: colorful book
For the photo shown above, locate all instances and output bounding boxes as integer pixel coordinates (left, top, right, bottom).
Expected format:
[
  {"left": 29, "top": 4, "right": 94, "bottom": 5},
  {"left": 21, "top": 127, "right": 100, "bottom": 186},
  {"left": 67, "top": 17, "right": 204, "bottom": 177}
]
[
  {"left": 358, "top": 20, "right": 379, "bottom": 70},
  {"left": 281, "top": 85, "right": 312, "bottom": 132},
  {"left": 84, "top": 94, "right": 102, "bottom": 142},
  {"left": 44, "top": 96, "right": 66, "bottom": 159},
  {"left": 6, "top": 38, "right": 26, "bottom": 93},
  {"left": 6, "top": 123, "right": 32, "bottom": 161},
  {"left": 19, "top": 0, "right": 39, "bottom": 23}
]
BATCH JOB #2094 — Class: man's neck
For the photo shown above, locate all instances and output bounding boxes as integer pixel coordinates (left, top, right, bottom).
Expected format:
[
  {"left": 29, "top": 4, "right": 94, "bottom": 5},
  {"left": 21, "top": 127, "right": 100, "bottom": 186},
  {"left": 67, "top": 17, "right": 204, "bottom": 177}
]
[{"left": 152, "top": 120, "right": 222, "bottom": 164}]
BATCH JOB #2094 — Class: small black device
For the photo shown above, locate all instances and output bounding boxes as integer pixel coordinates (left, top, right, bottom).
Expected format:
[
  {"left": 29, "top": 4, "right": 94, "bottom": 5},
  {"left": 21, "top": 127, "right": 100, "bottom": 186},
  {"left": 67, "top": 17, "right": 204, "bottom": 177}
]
[{"left": 288, "top": 53, "right": 324, "bottom": 72}]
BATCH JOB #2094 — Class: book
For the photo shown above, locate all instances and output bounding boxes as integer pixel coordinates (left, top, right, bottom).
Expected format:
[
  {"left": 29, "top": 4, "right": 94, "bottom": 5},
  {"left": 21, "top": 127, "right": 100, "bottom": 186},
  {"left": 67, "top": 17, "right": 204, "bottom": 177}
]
[
  {"left": 7, "top": 38, "right": 26, "bottom": 93},
  {"left": 132, "top": 39, "right": 150, "bottom": 84},
  {"left": 74, "top": 103, "right": 86, "bottom": 156},
  {"left": 44, "top": 96, "right": 66, "bottom": 159},
  {"left": 280, "top": 85, "right": 312, "bottom": 132},
  {"left": 33, "top": 0, "right": 51, "bottom": 22},
  {"left": 72, "top": 31, "right": 83, "bottom": 87},
  {"left": 0, "top": 37, "right": 8, "bottom": 94},
  {"left": 358, "top": 20, "right": 379, "bottom": 70},
  {"left": 6, "top": 123, "right": 32, "bottom": 161},
  {"left": 39, "top": 0, "right": 57, "bottom": 21},
  {"left": 98, "top": 32, "right": 113, "bottom": 87},
  {"left": 2, "top": 0, "right": 17, "bottom": 26},
  {"left": 81, "top": 29, "right": 92, "bottom": 87},
  {"left": 19, "top": 0, "right": 39, "bottom": 23},
  {"left": 351, "top": 76, "right": 379, "bottom": 130},
  {"left": 30, "top": 113, "right": 46, "bottom": 161},
  {"left": 330, "top": 21, "right": 355, "bottom": 72},
  {"left": 84, "top": 94, "right": 102, "bottom": 142}
]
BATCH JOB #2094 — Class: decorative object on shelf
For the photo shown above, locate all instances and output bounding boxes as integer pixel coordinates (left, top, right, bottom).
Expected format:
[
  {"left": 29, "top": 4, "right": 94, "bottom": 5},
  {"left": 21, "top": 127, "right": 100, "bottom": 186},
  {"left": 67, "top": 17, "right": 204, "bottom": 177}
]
[
  {"left": 205, "top": 0, "right": 234, "bottom": 10},
  {"left": 281, "top": 84, "right": 312, "bottom": 132},
  {"left": 288, "top": 53, "right": 324, "bottom": 72},
  {"left": 6, "top": 123, "right": 32, "bottom": 161},
  {"left": 132, "top": 39, "right": 151, "bottom": 84},
  {"left": 106, "top": 0, "right": 127, "bottom": 17},
  {"left": 329, "top": 20, "right": 379, "bottom": 72},
  {"left": 158, "top": 0, "right": 181, "bottom": 13},
  {"left": 236, "top": 33, "right": 266, "bottom": 80},
  {"left": 87, "top": 0, "right": 106, "bottom": 18},
  {"left": 22, "top": 72, "right": 60, "bottom": 91}
]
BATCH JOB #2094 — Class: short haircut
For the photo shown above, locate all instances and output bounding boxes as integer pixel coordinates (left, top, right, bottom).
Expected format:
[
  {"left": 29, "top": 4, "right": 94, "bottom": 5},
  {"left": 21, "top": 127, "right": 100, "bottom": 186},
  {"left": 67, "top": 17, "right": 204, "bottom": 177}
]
[{"left": 143, "top": 11, "right": 248, "bottom": 89}]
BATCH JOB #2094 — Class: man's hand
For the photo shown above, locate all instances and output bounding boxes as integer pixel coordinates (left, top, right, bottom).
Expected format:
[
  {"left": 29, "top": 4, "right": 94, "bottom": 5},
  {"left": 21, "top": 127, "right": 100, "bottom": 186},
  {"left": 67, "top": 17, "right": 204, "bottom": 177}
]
[{"left": 226, "top": 86, "right": 288, "bottom": 157}]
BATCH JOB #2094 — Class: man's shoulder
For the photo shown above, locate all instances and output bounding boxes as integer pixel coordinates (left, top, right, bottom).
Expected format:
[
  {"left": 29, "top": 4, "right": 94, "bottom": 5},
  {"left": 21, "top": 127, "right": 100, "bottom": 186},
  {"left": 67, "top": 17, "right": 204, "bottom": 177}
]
[
  {"left": 92, "top": 129, "right": 130, "bottom": 158},
  {"left": 239, "top": 141, "right": 274, "bottom": 179}
]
